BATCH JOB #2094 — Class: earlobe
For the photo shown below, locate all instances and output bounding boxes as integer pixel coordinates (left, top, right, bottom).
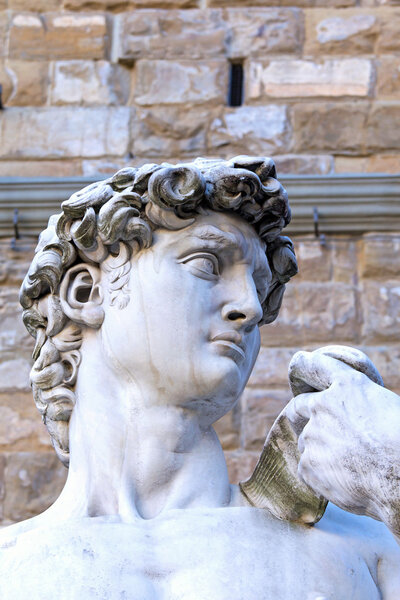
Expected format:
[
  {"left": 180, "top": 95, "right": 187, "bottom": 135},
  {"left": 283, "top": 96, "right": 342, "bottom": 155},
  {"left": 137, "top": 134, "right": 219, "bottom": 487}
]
[{"left": 59, "top": 264, "right": 105, "bottom": 328}]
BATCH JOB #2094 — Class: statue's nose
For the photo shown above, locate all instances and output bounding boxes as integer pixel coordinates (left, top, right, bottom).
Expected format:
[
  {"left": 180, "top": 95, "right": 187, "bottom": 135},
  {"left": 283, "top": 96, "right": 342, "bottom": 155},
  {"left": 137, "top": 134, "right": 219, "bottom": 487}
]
[{"left": 221, "top": 278, "right": 263, "bottom": 331}]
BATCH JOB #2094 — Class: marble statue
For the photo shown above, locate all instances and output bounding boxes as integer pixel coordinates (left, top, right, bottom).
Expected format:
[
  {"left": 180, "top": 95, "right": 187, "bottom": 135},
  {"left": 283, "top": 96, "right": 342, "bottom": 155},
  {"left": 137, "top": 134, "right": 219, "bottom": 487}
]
[{"left": 1, "top": 156, "right": 400, "bottom": 599}]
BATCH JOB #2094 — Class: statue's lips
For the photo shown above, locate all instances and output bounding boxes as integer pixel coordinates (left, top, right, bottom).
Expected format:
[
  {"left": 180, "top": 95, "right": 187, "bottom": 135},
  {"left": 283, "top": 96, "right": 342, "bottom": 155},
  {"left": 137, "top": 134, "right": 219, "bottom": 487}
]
[{"left": 211, "top": 332, "right": 246, "bottom": 361}]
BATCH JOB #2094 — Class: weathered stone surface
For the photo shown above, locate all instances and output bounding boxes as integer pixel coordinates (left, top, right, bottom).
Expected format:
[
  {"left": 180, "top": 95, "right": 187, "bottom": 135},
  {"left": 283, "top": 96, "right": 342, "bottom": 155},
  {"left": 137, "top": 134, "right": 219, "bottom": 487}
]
[
  {"left": 224, "top": 450, "right": 259, "bottom": 485},
  {"left": 116, "top": 10, "right": 226, "bottom": 61},
  {"left": 5, "top": 60, "right": 49, "bottom": 106},
  {"left": 131, "top": 106, "right": 212, "bottom": 157},
  {"left": 274, "top": 154, "right": 333, "bottom": 175},
  {"left": 225, "top": 8, "right": 303, "bottom": 58},
  {"left": 81, "top": 158, "right": 131, "bottom": 176},
  {"left": 360, "top": 234, "right": 400, "bottom": 278},
  {"left": 0, "top": 393, "right": 50, "bottom": 451},
  {"left": 132, "top": 0, "right": 198, "bottom": 6},
  {"left": 332, "top": 239, "right": 358, "bottom": 284},
  {"left": 363, "top": 345, "right": 400, "bottom": 395},
  {"left": 0, "top": 246, "right": 33, "bottom": 286},
  {"left": 361, "top": 280, "right": 400, "bottom": 343},
  {"left": 0, "top": 12, "right": 9, "bottom": 58},
  {"left": 0, "top": 358, "right": 31, "bottom": 392},
  {"left": 210, "top": 0, "right": 355, "bottom": 6},
  {"left": 293, "top": 102, "right": 368, "bottom": 153},
  {"left": 364, "top": 154, "right": 400, "bottom": 172},
  {"left": 241, "top": 387, "right": 292, "bottom": 451},
  {"left": 64, "top": 0, "right": 132, "bottom": 9},
  {"left": 209, "top": 105, "right": 291, "bottom": 156},
  {"left": 0, "top": 289, "right": 33, "bottom": 352},
  {"left": 9, "top": 0, "right": 61, "bottom": 9},
  {"left": 247, "top": 347, "right": 298, "bottom": 388},
  {"left": 50, "top": 60, "right": 130, "bottom": 106},
  {"left": 0, "top": 455, "right": 5, "bottom": 521},
  {"left": 305, "top": 9, "right": 378, "bottom": 54},
  {"left": 261, "top": 281, "right": 358, "bottom": 346},
  {"left": 214, "top": 402, "right": 241, "bottom": 450},
  {"left": 294, "top": 240, "right": 332, "bottom": 282},
  {"left": 0, "top": 107, "right": 131, "bottom": 158},
  {"left": 2, "top": 452, "right": 67, "bottom": 522},
  {"left": 0, "top": 160, "right": 82, "bottom": 177},
  {"left": 248, "top": 59, "right": 372, "bottom": 99},
  {"left": 376, "top": 58, "right": 400, "bottom": 99},
  {"left": 378, "top": 9, "right": 400, "bottom": 52},
  {"left": 366, "top": 103, "right": 400, "bottom": 151},
  {"left": 9, "top": 12, "right": 107, "bottom": 60},
  {"left": 0, "top": 62, "right": 13, "bottom": 104},
  {"left": 134, "top": 60, "right": 227, "bottom": 105}
]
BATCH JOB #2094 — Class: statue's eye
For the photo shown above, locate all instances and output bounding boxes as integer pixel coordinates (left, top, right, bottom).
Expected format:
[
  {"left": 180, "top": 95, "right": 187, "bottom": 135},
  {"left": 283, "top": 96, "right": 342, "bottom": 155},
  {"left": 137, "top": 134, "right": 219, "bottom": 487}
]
[{"left": 180, "top": 253, "right": 220, "bottom": 277}]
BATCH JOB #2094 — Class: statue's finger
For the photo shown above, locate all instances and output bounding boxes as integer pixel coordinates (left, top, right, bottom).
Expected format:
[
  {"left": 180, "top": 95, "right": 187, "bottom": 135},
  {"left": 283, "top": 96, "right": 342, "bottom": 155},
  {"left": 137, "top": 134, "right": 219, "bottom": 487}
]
[{"left": 288, "top": 350, "right": 364, "bottom": 397}]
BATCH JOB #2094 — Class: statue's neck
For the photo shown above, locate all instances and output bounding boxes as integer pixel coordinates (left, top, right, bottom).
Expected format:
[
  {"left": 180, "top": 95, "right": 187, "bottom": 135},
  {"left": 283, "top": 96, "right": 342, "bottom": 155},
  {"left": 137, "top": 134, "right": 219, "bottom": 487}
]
[{"left": 49, "top": 335, "right": 232, "bottom": 521}]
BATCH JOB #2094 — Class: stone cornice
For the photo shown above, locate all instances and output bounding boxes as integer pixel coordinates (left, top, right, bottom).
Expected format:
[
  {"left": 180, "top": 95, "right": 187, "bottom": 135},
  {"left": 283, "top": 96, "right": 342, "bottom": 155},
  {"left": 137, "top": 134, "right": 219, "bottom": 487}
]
[{"left": 0, "top": 174, "right": 399, "bottom": 238}]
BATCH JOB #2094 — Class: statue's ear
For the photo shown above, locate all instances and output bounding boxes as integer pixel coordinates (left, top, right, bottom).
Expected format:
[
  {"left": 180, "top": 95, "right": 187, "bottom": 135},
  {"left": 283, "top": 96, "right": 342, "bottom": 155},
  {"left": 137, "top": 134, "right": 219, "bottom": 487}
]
[{"left": 59, "top": 264, "right": 104, "bottom": 328}]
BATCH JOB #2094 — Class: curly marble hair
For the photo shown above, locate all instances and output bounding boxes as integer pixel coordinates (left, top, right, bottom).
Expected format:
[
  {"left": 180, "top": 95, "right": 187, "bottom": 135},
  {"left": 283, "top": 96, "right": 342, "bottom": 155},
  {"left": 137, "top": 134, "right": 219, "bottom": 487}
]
[{"left": 20, "top": 156, "right": 298, "bottom": 466}]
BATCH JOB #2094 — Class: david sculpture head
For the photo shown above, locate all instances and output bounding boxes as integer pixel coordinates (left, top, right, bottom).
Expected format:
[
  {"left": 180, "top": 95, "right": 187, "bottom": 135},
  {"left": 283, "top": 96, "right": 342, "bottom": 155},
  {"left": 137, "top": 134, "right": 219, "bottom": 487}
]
[{"left": 19, "top": 156, "right": 297, "bottom": 520}]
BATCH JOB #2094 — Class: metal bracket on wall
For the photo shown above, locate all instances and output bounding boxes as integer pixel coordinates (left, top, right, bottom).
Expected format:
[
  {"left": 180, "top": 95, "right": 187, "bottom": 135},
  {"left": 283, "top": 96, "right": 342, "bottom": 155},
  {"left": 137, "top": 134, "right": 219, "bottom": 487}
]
[{"left": 313, "top": 207, "right": 327, "bottom": 247}]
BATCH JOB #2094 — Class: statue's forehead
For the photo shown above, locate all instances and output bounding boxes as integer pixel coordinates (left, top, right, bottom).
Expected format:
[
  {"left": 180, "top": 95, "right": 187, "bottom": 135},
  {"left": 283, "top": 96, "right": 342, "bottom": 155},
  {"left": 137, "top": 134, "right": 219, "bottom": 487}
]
[{"left": 156, "top": 212, "right": 270, "bottom": 277}]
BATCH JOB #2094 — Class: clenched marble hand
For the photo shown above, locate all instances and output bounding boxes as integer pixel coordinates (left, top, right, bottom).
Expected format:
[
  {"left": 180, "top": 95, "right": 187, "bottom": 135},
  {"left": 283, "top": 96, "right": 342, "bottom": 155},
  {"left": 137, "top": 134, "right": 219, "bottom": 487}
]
[
  {"left": 0, "top": 156, "right": 399, "bottom": 600},
  {"left": 287, "top": 346, "right": 400, "bottom": 539}
]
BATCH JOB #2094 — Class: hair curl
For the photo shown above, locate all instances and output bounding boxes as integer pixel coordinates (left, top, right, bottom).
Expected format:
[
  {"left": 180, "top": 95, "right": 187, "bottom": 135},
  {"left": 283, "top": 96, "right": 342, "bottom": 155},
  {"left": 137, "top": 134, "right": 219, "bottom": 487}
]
[{"left": 20, "top": 156, "right": 298, "bottom": 466}]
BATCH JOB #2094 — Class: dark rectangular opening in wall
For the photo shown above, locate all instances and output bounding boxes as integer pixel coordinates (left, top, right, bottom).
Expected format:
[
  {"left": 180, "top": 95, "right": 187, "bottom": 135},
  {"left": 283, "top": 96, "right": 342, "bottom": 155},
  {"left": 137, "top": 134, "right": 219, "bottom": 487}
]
[{"left": 228, "top": 62, "right": 244, "bottom": 107}]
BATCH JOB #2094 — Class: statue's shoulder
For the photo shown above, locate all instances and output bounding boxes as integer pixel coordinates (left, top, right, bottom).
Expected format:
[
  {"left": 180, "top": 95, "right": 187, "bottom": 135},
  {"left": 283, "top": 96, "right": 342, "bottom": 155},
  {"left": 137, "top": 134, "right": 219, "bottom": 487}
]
[
  {"left": 0, "top": 516, "right": 41, "bottom": 552},
  {"left": 319, "top": 503, "right": 400, "bottom": 559}
]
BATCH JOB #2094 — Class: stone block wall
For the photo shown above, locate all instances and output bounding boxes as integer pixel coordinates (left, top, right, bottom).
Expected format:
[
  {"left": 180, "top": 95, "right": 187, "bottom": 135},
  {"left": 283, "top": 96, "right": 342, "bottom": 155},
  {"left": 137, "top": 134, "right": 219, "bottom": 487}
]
[
  {"left": 0, "top": 0, "right": 400, "bottom": 177},
  {"left": 0, "top": 231, "right": 399, "bottom": 524}
]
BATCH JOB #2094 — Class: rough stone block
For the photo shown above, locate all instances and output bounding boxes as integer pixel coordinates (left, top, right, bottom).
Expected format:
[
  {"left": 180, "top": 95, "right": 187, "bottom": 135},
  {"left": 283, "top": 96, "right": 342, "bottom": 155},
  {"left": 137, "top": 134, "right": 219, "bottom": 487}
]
[
  {"left": 364, "top": 154, "right": 400, "bottom": 173},
  {"left": 360, "top": 234, "right": 400, "bottom": 278},
  {"left": 131, "top": 106, "right": 212, "bottom": 158},
  {"left": 294, "top": 240, "right": 332, "bottom": 282},
  {"left": 378, "top": 9, "right": 400, "bottom": 52},
  {"left": 224, "top": 450, "right": 258, "bottom": 485},
  {"left": 5, "top": 60, "right": 49, "bottom": 106},
  {"left": 363, "top": 345, "right": 400, "bottom": 395},
  {"left": 0, "top": 12, "right": 9, "bottom": 58},
  {"left": 293, "top": 102, "right": 368, "bottom": 153},
  {"left": 332, "top": 239, "right": 358, "bottom": 284},
  {"left": 0, "top": 358, "right": 31, "bottom": 392},
  {"left": 116, "top": 10, "right": 226, "bottom": 61},
  {"left": 366, "top": 103, "right": 400, "bottom": 151},
  {"left": 225, "top": 8, "right": 303, "bottom": 58},
  {"left": 0, "top": 62, "right": 13, "bottom": 105},
  {"left": 134, "top": 60, "right": 227, "bottom": 106},
  {"left": 361, "top": 280, "right": 400, "bottom": 343},
  {"left": 3, "top": 452, "right": 67, "bottom": 522},
  {"left": 9, "top": 0, "right": 61, "bottom": 9},
  {"left": 376, "top": 58, "right": 400, "bottom": 99},
  {"left": 261, "top": 281, "right": 359, "bottom": 346},
  {"left": 133, "top": 0, "right": 198, "bottom": 6},
  {"left": 9, "top": 12, "right": 107, "bottom": 60},
  {"left": 50, "top": 60, "right": 131, "bottom": 106},
  {"left": 273, "top": 154, "right": 333, "bottom": 175},
  {"left": 0, "top": 107, "right": 131, "bottom": 159},
  {"left": 0, "top": 160, "right": 82, "bottom": 177},
  {"left": 305, "top": 9, "right": 378, "bottom": 54},
  {"left": 247, "top": 347, "right": 298, "bottom": 388},
  {"left": 210, "top": 0, "right": 356, "bottom": 6},
  {"left": 209, "top": 105, "right": 291, "bottom": 156},
  {"left": 213, "top": 402, "right": 241, "bottom": 451},
  {"left": 0, "top": 455, "right": 5, "bottom": 521},
  {"left": 248, "top": 59, "right": 372, "bottom": 99},
  {"left": 64, "top": 0, "right": 133, "bottom": 8},
  {"left": 0, "top": 392, "right": 51, "bottom": 452},
  {"left": 0, "top": 289, "right": 33, "bottom": 352},
  {"left": 241, "top": 387, "right": 291, "bottom": 451}
]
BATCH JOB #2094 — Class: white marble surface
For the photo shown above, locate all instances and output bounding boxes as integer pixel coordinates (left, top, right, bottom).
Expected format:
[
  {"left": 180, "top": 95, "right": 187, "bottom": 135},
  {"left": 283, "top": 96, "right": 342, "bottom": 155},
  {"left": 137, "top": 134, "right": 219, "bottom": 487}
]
[{"left": 8, "top": 159, "right": 400, "bottom": 598}]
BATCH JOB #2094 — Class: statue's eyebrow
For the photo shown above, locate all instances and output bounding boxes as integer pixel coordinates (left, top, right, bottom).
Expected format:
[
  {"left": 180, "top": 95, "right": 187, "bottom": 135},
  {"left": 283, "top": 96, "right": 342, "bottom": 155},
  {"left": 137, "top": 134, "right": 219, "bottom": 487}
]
[{"left": 189, "top": 227, "right": 239, "bottom": 252}]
